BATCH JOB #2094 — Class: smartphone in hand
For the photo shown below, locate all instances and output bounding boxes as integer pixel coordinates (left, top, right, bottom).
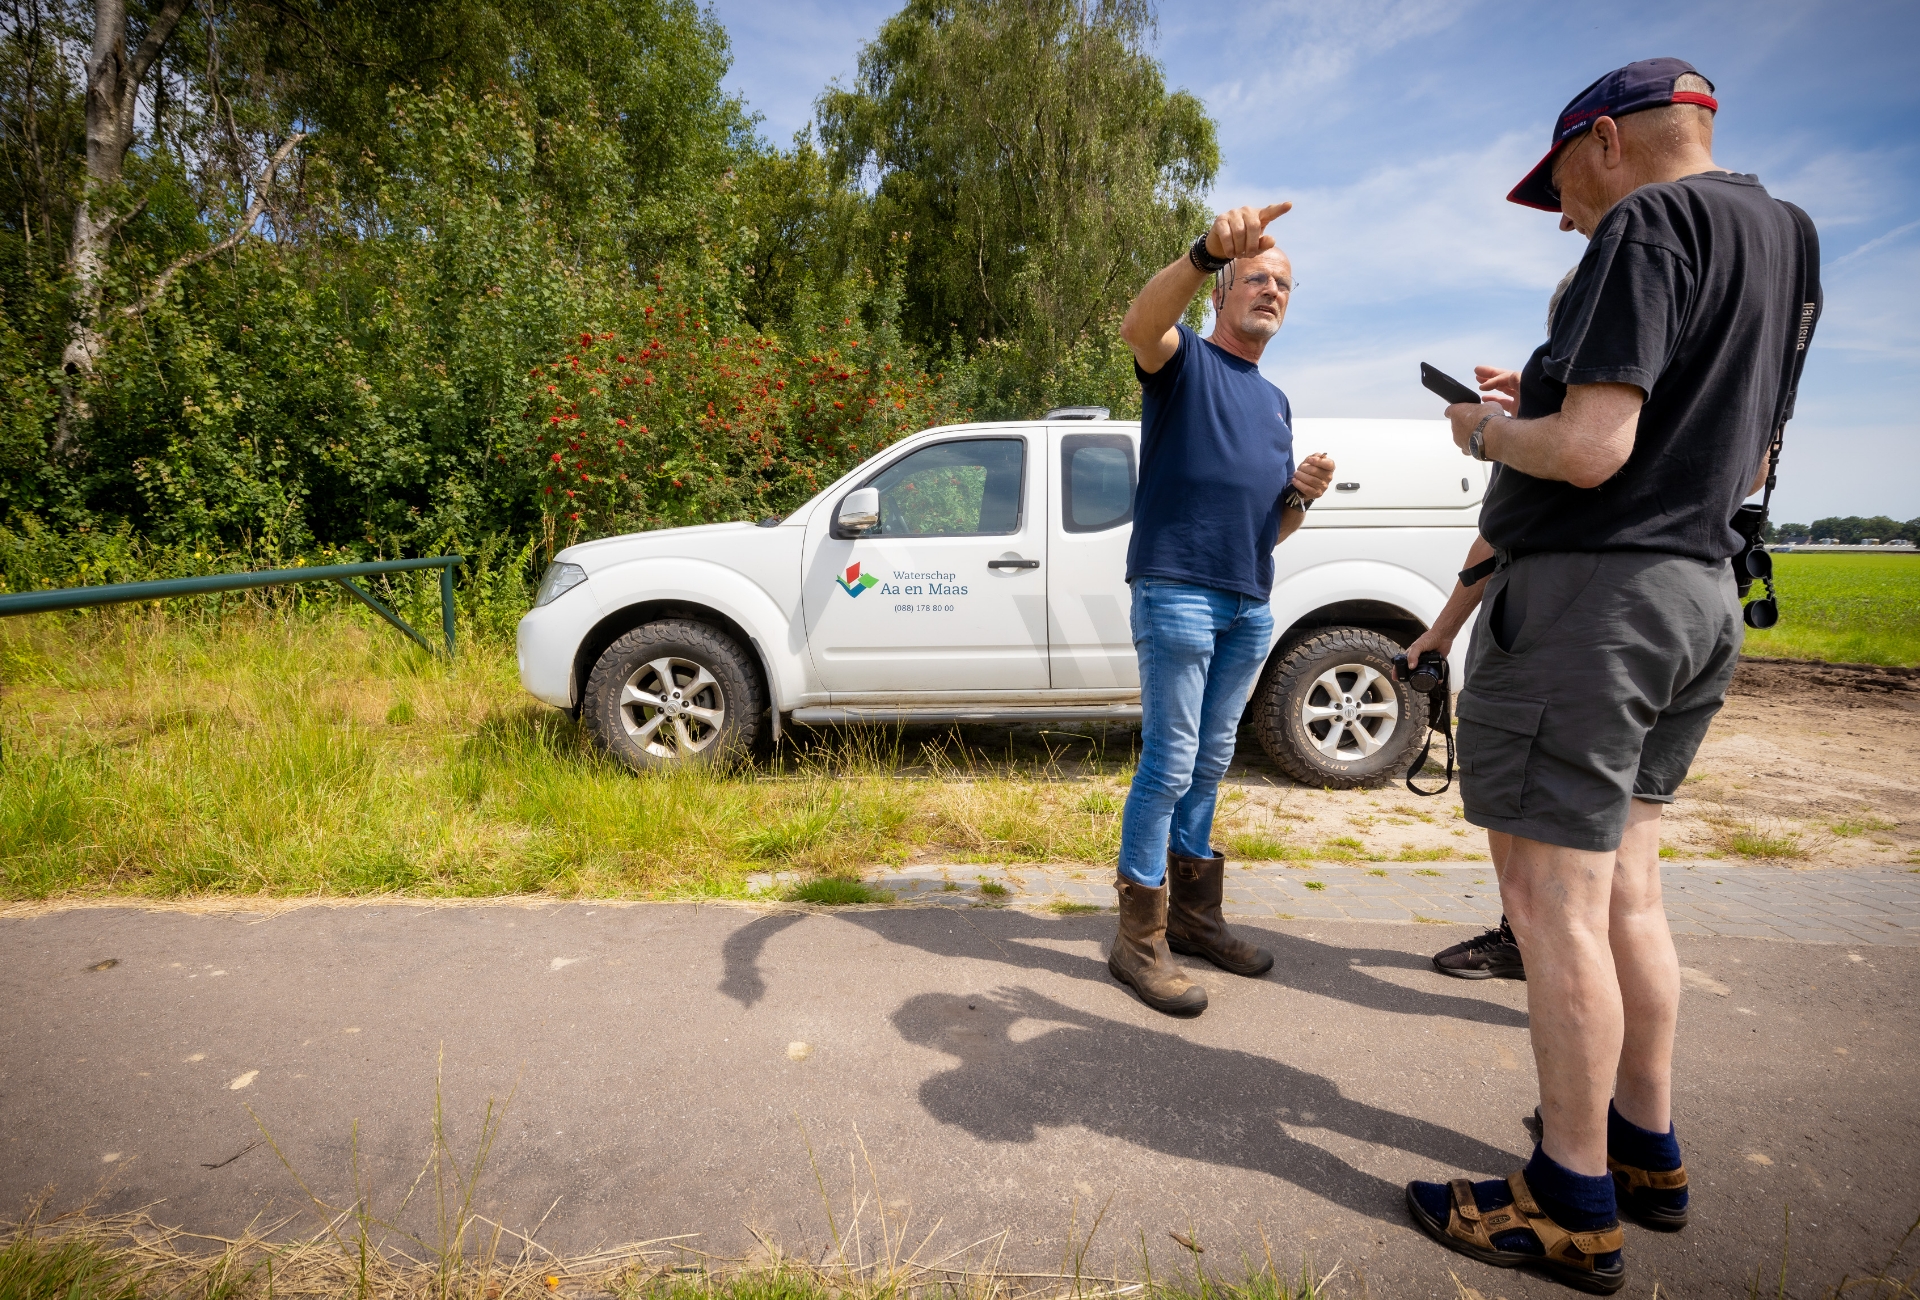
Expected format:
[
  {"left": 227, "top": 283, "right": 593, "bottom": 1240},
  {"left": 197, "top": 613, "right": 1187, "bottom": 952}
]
[{"left": 1420, "top": 362, "right": 1482, "bottom": 407}]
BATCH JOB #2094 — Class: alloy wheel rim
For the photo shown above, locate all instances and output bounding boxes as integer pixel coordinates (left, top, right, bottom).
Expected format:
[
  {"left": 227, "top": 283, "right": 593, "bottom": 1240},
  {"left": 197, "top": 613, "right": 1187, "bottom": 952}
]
[
  {"left": 618, "top": 656, "right": 726, "bottom": 758},
  {"left": 1300, "top": 662, "right": 1399, "bottom": 761}
]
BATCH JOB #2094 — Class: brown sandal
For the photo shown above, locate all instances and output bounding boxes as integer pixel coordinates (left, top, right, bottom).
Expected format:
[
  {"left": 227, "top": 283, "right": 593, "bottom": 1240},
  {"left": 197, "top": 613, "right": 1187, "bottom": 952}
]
[
  {"left": 1406, "top": 1170, "right": 1627, "bottom": 1295},
  {"left": 1608, "top": 1156, "right": 1690, "bottom": 1230}
]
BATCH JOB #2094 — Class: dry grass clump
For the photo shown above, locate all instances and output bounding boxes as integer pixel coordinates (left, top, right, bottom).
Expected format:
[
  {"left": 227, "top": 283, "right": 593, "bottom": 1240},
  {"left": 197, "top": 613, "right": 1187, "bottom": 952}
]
[
  {"left": 1706, "top": 814, "right": 1815, "bottom": 862},
  {"left": 1, "top": 1066, "right": 1343, "bottom": 1300}
]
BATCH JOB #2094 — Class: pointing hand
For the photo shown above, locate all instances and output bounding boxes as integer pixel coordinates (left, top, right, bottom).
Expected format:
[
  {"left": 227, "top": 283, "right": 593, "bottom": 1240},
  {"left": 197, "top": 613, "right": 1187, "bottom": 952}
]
[{"left": 1206, "top": 202, "right": 1293, "bottom": 262}]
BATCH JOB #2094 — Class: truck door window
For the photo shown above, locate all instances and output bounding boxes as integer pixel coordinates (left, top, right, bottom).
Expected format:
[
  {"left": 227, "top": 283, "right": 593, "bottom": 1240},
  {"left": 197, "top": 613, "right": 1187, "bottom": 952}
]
[
  {"left": 866, "top": 438, "right": 1024, "bottom": 536},
  {"left": 1061, "top": 433, "right": 1135, "bottom": 533}
]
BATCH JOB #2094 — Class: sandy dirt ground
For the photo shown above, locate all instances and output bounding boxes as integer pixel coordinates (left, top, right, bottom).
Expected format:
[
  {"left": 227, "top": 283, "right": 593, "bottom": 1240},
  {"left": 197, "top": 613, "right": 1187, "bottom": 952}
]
[{"left": 1204, "top": 657, "right": 1920, "bottom": 869}]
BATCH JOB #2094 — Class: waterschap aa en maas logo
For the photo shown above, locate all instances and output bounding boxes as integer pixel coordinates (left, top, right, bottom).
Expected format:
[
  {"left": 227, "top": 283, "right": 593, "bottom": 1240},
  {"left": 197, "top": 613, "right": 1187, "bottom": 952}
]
[{"left": 835, "top": 563, "right": 879, "bottom": 597}]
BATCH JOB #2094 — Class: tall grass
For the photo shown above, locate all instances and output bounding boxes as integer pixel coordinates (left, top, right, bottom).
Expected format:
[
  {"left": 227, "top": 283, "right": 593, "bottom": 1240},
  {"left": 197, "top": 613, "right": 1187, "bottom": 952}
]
[{"left": 0, "top": 609, "right": 1132, "bottom": 901}]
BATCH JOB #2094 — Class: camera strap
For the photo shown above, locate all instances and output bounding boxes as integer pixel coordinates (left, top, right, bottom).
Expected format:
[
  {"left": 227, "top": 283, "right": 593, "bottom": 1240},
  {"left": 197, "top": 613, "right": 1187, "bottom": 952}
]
[
  {"left": 1404, "top": 681, "right": 1454, "bottom": 797},
  {"left": 1744, "top": 202, "right": 1823, "bottom": 613}
]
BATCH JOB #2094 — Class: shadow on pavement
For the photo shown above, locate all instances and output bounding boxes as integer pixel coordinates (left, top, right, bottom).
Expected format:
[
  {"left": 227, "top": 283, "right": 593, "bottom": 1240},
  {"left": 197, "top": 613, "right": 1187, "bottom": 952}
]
[
  {"left": 719, "top": 912, "right": 807, "bottom": 1007},
  {"left": 893, "top": 985, "right": 1519, "bottom": 1226},
  {"left": 830, "top": 908, "right": 1527, "bottom": 1029}
]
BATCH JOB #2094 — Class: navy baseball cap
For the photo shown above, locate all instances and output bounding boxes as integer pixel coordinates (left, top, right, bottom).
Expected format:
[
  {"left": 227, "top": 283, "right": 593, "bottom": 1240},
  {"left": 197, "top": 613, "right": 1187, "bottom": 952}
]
[{"left": 1508, "top": 58, "right": 1718, "bottom": 212}]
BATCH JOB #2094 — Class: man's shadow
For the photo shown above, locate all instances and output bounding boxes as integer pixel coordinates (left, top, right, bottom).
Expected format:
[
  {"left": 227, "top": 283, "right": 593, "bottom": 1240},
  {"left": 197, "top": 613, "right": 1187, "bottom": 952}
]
[
  {"left": 720, "top": 912, "right": 807, "bottom": 1007},
  {"left": 829, "top": 908, "right": 1525, "bottom": 1028},
  {"left": 894, "top": 985, "right": 1522, "bottom": 1226}
]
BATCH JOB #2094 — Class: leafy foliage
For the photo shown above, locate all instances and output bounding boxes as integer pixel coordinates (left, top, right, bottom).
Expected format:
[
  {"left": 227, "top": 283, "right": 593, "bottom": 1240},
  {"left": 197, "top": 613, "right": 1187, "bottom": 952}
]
[
  {"left": 0, "top": 0, "right": 1217, "bottom": 561},
  {"left": 817, "top": 0, "right": 1217, "bottom": 418},
  {"left": 522, "top": 248, "right": 964, "bottom": 546}
]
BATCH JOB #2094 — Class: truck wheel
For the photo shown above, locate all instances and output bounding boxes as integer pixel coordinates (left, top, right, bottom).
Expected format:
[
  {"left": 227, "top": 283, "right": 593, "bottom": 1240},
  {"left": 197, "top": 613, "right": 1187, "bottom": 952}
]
[
  {"left": 583, "top": 620, "right": 764, "bottom": 771},
  {"left": 1250, "top": 627, "right": 1426, "bottom": 789}
]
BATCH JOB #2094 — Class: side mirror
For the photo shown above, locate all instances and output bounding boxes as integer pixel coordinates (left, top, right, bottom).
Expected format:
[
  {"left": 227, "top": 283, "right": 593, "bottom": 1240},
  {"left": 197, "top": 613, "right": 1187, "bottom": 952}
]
[{"left": 836, "top": 487, "right": 880, "bottom": 535}]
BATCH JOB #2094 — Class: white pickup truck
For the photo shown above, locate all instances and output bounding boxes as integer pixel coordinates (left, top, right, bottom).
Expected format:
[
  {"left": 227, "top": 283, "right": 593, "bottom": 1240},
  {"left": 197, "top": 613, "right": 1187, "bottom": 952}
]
[{"left": 517, "top": 411, "right": 1486, "bottom": 787}]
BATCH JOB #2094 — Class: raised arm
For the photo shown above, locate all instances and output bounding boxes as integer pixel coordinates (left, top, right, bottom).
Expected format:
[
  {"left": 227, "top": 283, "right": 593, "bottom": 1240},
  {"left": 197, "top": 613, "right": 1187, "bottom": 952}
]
[{"left": 1121, "top": 202, "right": 1292, "bottom": 374}]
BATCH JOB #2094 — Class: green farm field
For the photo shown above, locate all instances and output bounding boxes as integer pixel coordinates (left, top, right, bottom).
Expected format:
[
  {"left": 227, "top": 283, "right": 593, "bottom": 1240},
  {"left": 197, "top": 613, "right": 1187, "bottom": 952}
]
[{"left": 1740, "top": 551, "right": 1920, "bottom": 666}]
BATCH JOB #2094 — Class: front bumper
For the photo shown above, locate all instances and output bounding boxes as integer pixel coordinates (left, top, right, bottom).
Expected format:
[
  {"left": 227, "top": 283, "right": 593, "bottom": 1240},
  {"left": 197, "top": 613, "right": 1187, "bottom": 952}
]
[{"left": 515, "top": 582, "right": 603, "bottom": 708}]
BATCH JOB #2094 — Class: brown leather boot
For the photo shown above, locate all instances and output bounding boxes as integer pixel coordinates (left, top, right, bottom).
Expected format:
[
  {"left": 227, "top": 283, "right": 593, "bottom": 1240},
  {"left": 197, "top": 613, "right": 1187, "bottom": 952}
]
[
  {"left": 1167, "top": 850, "right": 1274, "bottom": 977},
  {"left": 1109, "top": 875, "right": 1208, "bottom": 1017}
]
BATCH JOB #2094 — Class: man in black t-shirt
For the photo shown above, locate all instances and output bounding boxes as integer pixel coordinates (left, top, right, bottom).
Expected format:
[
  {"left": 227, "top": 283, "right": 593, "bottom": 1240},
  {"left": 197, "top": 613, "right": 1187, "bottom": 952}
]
[{"left": 1398, "top": 59, "right": 1820, "bottom": 1293}]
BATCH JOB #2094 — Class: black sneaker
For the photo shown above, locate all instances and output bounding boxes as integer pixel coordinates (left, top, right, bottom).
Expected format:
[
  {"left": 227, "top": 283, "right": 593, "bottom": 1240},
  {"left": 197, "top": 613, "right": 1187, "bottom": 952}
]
[{"left": 1433, "top": 918, "right": 1525, "bottom": 980}]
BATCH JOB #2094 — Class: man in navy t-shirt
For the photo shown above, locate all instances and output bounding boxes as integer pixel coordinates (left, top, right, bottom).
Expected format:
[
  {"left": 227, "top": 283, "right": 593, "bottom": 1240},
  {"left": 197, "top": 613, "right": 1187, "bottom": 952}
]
[{"left": 1107, "top": 202, "right": 1335, "bottom": 1017}]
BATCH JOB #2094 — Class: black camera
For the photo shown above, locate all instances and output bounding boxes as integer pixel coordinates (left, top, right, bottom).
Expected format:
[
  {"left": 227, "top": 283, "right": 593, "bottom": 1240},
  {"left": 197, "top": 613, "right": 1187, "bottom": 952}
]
[
  {"left": 1394, "top": 649, "right": 1453, "bottom": 796},
  {"left": 1393, "top": 649, "right": 1448, "bottom": 695}
]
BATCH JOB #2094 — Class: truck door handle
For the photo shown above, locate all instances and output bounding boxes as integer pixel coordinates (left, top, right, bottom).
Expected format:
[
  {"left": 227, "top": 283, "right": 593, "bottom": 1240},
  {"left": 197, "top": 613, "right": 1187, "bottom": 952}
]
[{"left": 988, "top": 558, "right": 1039, "bottom": 570}]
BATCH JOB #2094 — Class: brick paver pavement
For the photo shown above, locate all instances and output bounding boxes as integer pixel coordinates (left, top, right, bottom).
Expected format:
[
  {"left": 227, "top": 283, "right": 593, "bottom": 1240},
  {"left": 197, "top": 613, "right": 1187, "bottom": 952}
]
[{"left": 829, "top": 861, "right": 1920, "bottom": 947}]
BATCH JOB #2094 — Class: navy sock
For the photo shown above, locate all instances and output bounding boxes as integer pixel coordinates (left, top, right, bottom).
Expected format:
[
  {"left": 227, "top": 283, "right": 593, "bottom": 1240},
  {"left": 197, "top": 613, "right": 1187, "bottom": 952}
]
[
  {"left": 1524, "top": 1145, "right": 1617, "bottom": 1230},
  {"left": 1608, "top": 1102, "right": 1683, "bottom": 1172}
]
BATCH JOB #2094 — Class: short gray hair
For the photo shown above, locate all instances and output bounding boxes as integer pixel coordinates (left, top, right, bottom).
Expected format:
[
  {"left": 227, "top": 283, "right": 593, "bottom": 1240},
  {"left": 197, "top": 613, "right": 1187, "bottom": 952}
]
[{"left": 1547, "top": 265, "right": 1579, "bottom": 334}]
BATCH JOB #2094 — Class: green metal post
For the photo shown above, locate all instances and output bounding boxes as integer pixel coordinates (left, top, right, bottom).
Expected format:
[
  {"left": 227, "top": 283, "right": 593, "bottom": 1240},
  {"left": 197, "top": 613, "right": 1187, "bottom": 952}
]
[
  {"left": 333, "top": 578, "right": 435, "bottom": 654},
  {"left": 440, "top": 563, "right": 457, "bottom": 658}
]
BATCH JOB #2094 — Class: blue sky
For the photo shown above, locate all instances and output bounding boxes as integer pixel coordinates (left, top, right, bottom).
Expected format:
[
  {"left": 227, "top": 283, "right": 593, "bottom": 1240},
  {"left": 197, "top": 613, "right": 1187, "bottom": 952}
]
[{"left": 710, "top": 0, "right": 1920, "bottom": 523}]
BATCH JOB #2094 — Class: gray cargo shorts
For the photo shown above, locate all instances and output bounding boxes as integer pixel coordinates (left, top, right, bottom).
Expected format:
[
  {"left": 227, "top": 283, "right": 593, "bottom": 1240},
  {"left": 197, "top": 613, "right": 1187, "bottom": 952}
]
[{"left": 1457, "top": 550, "right": 1743, "bottom": 853}]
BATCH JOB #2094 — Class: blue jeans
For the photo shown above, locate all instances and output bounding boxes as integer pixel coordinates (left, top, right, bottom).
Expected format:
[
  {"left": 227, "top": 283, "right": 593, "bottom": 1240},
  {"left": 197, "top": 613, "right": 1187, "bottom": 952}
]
[{"left": 1118, "top": 579, "right": 1274, "bottom": 886}]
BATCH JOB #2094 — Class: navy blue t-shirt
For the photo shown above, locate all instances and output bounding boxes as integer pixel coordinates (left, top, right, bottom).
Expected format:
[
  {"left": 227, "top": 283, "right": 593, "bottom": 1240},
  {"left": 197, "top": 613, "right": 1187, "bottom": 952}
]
[{"left": 1128, "top": 324, "right": 1296, "bottom": 601}]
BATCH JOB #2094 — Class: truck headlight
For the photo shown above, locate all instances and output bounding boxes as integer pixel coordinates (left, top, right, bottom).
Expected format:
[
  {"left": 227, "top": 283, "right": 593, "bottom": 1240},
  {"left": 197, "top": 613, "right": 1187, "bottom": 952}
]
[{"left": 532, "top": 561, "right": 588, "bottom": 608}]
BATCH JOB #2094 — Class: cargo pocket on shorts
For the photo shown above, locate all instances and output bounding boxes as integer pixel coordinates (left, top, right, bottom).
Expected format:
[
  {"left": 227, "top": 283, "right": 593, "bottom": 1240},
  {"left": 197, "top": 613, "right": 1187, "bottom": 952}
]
[{"left": 1456, "top": 688, "right": 1546, "bottom": 821}]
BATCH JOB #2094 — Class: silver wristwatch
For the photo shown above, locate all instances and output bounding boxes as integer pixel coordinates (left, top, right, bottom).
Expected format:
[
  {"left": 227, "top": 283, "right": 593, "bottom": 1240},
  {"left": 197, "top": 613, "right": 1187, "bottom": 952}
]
[{"left": 1467, "top": 413, "right": 1497, "bottom": 462}]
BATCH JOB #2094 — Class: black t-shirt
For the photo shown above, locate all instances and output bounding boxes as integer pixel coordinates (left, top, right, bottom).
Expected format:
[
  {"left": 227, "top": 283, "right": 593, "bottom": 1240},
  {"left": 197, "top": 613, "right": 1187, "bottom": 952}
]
[{"left": 1480, "top": 172, "right": 1817, "bottom": 561}]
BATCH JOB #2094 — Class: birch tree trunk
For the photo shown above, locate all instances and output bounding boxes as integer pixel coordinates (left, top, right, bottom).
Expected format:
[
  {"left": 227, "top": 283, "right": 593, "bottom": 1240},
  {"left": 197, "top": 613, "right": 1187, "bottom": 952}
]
[{"left": 55, "top": 0, "right": 188, "bottom": 452}]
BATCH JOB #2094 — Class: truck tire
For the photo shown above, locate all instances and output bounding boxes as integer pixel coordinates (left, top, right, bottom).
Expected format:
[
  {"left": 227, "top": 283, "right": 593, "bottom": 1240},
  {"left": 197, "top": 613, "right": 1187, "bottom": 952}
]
[
  {"left": 583, "top": 619, "right": 764, "bottom": 771},
  {"left": 1250, "top": 627, "right": 1426, "bottom": 789}
]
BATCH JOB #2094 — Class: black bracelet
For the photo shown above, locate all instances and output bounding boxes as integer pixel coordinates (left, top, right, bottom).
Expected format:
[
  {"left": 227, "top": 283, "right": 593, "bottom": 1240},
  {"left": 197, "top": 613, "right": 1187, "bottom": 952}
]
[
  {"left": 1189, "top": 234, "right": 1231, "bottom": 274},
  {"left": 1282, "top": 486, "right": 1312, "bottom": 513}
]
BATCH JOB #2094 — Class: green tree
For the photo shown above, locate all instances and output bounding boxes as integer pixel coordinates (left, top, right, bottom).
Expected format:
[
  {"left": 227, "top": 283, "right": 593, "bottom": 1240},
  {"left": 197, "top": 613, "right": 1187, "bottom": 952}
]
[
  {"left": 1809, "top": 516, "right": 1920, "bottom": 545},
  {"left": 0, "top": 0, "right": 757, "bottom": 546},
  {"left": 816, "top": 0, "right": 1217, "bottom": 419}
]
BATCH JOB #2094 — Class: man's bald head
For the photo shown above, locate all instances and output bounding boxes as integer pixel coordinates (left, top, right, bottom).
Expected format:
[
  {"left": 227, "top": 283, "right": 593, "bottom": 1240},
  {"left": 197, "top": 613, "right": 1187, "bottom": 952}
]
[{"left": 1615, "top": 72, "right": 1717, "bottom": 156}]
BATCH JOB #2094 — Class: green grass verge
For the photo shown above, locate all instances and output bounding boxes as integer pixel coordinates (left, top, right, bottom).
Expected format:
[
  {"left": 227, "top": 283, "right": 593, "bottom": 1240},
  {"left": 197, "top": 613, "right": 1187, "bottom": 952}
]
[
  {"left": 1741, "top": 552, "right": 1920, "bottom": 666},
  {"left": 0, "top": 612, "right": 1129, "bottom": 901}
]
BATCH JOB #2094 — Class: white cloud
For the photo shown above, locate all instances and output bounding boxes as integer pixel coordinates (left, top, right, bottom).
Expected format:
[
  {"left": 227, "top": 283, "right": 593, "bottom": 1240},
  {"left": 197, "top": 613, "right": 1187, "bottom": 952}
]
[
  {"left": 1750, "top": 139, "right": 1916, "bottom": 232},
  {"left": 1263, "top": 322, "right": 1532, "bottom": 418},
  {"left": 1239, "top": 131, "right": 1578, "bottom": 307},
  {"left": 1831, "top": 218, "right": 1920, "bottom": 269},
  {"left": 1172, "top": 0, "right": 1463, "bottom": 130}
]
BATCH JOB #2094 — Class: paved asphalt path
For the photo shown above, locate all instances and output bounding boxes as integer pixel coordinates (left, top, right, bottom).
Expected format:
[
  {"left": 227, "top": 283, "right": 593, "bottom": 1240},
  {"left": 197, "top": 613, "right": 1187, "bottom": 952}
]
[
  {"left": 4, "top": 901, "right": 1917, "bottom": 1298},
  {"left": 862, "top": 862, "right": 1920, "bottom": 947}
]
